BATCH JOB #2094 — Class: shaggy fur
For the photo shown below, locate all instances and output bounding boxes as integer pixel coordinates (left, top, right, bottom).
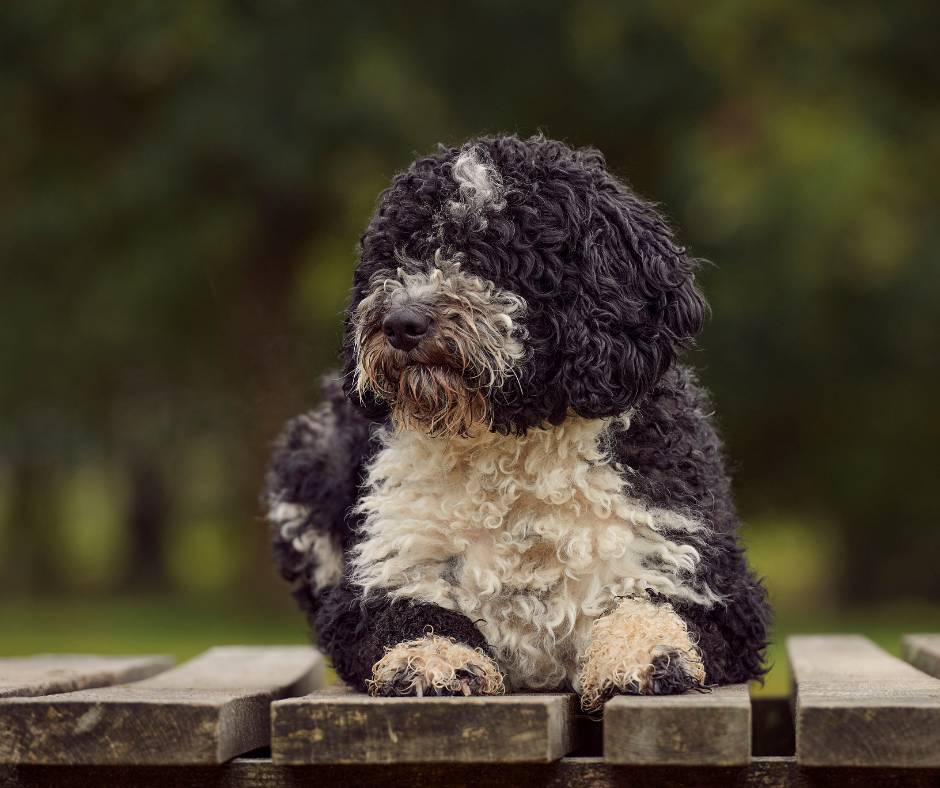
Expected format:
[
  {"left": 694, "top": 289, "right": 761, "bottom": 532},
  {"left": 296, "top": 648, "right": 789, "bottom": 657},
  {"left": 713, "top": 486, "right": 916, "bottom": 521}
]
[
  {"left": 353, "top": 254, "right": 525, "bottom": 436},
  {"left": 349, "top": 412, "right": 719, "bottom": 692},
  {"left": 264, "top": 135, "right": 770, "bottom": 710}
]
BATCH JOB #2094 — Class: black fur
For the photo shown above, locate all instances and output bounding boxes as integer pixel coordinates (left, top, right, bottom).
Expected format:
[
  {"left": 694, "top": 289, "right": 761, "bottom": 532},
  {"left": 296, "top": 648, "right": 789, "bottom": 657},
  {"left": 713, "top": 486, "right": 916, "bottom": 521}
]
[
  {"left": 343, "top": 135, "right": 708, "bottom": 432},
  {"left": 631, "top": 651, "right": 703, "bottom": 697},
  {"left": 264, "top": 134, "right": 770, "bottom": 697},
  {"left": 619, "top": 366, "right": 771, "bottom": 686},
  {"left": 314, "top": 585, "right": 491, "bottom": 692}
]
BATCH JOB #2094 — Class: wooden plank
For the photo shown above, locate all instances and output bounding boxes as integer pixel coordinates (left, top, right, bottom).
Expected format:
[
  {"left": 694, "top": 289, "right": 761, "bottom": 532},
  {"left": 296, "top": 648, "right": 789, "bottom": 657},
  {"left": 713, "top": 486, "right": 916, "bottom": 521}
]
[
  {"left": 0, "top": 646, "right": 323, "bottom": 765},
  {"left": 902, "top": 634, "right": 940, "bottom": 679},
  {"left": 0, "top": 654, "right": 174, "bottom": 698},
  {"left": 271, "top": 686, "right": 576, "bottom": 764},
  {"left": 603, "top": 683, "right": 751, "bottom": 765},
  {"left": 789, "top": 634, "right": 940, "bottom": 767},
  {"left": 7, "top": 757, "right": 940, "bottom": 788}
]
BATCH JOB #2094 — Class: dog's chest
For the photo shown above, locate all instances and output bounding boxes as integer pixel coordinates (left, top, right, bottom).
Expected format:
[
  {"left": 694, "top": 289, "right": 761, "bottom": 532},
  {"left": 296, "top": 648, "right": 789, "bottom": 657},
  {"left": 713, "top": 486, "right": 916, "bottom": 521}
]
[{"left": 351, "top": 416, "right": 706, "bottom": 688}]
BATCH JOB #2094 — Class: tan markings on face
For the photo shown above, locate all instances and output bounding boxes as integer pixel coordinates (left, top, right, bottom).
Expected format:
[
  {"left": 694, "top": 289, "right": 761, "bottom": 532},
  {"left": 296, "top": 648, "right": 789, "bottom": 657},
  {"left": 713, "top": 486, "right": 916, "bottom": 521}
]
[{"left": 352, "top": 254, "right": 525, "bottom": 437}]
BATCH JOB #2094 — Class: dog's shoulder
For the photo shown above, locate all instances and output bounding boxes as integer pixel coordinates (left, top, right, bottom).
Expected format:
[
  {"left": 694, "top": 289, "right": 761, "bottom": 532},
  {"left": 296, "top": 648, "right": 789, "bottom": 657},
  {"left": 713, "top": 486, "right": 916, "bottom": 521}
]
[
  {"left": 609, "top": 364, "right": 731, "bottom": 517},
  {"left": 264, "top": 374, "right": 382, "bottom": 520}
]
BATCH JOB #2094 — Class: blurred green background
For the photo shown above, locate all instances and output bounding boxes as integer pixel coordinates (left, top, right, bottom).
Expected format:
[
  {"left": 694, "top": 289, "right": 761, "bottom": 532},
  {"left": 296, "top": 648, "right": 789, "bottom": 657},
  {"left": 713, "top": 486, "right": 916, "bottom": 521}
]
[{"left": 1, "top": 2, "right": 938, "bottom": 694}]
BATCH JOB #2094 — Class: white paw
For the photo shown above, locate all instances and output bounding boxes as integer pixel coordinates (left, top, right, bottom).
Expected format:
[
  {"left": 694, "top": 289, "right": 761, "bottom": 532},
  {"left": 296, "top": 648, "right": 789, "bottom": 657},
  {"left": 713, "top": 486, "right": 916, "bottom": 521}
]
[
  {"left": 368, "top": 634, "right": 505, "bottom": 697},
  {"left": 578, "top": 597, "right": 706, "bottom": 712}
]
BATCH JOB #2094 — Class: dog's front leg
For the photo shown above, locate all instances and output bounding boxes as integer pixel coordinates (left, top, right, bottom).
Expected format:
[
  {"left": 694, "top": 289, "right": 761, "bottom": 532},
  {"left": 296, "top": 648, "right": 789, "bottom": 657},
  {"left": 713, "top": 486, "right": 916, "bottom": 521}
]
[
  {"left": 315, "top": 584, "right": 505, "bottom": 697},
  {"left": 577, "top": 596, "right": 705, "bottom": 712}
]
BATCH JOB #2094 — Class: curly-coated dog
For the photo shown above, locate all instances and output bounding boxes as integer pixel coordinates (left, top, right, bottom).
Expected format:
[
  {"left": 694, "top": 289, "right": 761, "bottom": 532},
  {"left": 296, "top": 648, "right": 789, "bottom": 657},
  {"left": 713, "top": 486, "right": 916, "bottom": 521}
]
[{"left": 264, "top": 135, "right": 770, "bottom": 711}]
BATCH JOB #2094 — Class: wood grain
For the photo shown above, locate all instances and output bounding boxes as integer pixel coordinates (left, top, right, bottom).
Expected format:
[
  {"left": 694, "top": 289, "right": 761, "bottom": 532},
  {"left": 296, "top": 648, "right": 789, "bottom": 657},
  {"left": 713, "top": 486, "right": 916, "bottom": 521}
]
[
  {"left": 0, "top": 646, "right": 324, "bottom": 765},
  {"left": 902, "top": 634, "right": 940, "bottom": 679},
  {"left": 789, "top": 634, "right": 940, "bottom": 767},
  {"left": 603, "top": 683, "right": 751, "bottom": 765},
  {"left": 271, "top": 686, "right": 576, "bottom": 764},
  {"left": 0, "top": 654, "right": 174, "bottom": 699}
]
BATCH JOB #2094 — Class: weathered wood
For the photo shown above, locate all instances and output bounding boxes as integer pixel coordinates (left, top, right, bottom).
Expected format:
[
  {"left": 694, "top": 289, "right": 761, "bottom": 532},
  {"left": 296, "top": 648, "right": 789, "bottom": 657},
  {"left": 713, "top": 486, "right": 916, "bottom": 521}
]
[
  {"left": 789, "top": 634, "right": 940, "bottom": 767},
  {"left": 0, "top": 646, "right": 323, "bottom": 765},
  {"left": 4, "top": 756, "right": 940, "bottom": 788},
  {"left": 603, "top": 683, "right": 751, "bottom": 765},
  {"left": 902, "top": 634, "right": 940, "bottom": 679},
  {"left": 271, "top": 686, "right": 576, "bottom": 764},
  {"left": 0, "top": 654, "right": 174, "bottom": 698}
]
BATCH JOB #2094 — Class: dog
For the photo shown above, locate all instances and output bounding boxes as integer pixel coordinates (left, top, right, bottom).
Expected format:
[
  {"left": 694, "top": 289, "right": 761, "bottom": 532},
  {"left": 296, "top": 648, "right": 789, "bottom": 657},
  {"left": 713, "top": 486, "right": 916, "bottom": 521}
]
[{"left": 265, "top": 135, "right": 770, "bottom": 711}]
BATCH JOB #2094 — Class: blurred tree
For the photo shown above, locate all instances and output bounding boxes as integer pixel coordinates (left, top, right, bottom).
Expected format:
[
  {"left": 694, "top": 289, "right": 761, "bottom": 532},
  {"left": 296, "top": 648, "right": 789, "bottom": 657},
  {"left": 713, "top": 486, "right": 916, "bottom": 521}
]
[{"left": 0, "top": 0, "right": 938, "bottom": 601}]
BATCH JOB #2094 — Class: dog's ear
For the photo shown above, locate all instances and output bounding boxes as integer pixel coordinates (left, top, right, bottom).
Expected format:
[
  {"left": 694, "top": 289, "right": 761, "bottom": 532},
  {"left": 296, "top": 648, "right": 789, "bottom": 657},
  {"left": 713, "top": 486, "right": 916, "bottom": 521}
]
[{"left": 560, "top": 189, "right": 708, "bottom": 418}]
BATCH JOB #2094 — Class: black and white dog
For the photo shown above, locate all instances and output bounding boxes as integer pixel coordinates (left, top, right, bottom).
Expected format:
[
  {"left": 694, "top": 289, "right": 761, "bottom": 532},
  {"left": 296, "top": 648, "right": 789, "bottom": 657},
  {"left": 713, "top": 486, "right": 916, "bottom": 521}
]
[{"left": 265, "top": 135, "right": 770, "bottom": 710}]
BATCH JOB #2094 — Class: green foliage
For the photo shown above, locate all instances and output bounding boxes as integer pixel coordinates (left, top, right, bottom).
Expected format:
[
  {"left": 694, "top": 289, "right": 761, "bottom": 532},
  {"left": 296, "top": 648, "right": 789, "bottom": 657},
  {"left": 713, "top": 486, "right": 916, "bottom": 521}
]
[
  {"left": 1, "top": 1, "right": 938, "bottom": 603},
  {"left": 57, "top": 464, "right": 127, "bottom": 590},
  {"left": 742, "top": 518, "right": 838, "bottom": 615}
]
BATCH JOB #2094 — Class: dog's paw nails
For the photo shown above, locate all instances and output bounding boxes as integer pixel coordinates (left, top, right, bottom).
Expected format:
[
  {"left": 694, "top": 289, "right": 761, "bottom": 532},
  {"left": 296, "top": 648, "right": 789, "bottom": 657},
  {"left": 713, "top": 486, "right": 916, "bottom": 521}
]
[
  {"left": 579, "top": 646, "right": 705, "bottom": 712},
  {"left": 367, "top": 634, "right": 505, "bottom": 698}
]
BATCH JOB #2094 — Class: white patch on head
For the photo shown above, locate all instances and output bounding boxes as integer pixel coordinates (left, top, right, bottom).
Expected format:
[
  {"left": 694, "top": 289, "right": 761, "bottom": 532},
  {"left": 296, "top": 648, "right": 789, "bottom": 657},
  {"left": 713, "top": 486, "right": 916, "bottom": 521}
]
[
  {"left": 349, "top": 413, "right": 718, "bottom": 691},
  {"left": 267, "top": 499, "right": 344, "bottom": 592},
  {"left": 447, "top": 146, "right": 506, "bottom": 229}
]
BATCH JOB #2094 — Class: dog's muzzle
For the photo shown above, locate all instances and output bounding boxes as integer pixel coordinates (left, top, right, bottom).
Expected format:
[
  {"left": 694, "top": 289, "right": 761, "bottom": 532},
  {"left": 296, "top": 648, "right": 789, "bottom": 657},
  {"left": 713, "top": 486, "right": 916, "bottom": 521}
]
[{"left": 352, "top": 259, "right": 526, "bottom": 436}]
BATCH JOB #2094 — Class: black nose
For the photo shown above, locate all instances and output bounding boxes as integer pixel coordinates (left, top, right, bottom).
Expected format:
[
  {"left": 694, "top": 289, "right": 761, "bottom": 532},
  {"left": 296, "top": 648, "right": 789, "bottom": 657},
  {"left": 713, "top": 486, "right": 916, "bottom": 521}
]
[{"left": 382, "top": 307, "right": 430, "bottom": 351}]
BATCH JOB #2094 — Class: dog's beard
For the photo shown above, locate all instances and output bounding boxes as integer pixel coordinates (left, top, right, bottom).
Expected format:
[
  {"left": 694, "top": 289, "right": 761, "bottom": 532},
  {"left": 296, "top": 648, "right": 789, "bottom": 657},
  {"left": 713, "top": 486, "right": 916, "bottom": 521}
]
[
  {"left": 351, "top": 257, "right": 526, "bottom": 438},
  {"left": 356, "top": 332, "right": 490, "bottom": 438},
  {"left": 391, "top": 365, "right": 488, "bottom": 437}
]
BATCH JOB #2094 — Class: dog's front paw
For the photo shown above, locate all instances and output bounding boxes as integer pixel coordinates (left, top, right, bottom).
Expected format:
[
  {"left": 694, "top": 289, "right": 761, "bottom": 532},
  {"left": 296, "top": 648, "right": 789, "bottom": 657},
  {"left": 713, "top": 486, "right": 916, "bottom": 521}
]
[
  {"left": 368, "top": 634, "right": 506, "bottom": 697},
  {"left": 578, "top": 597, "right": 706, "bottom": 713}
]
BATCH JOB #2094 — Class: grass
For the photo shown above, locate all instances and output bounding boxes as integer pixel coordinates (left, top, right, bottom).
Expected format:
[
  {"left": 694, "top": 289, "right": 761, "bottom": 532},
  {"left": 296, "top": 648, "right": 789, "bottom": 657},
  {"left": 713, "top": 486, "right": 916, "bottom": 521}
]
[
  {"left": 2, "top": 595, "right": 937, "bottom": 696},
  {"left": 0, "top": 594, "right": 309, "bottom": 661}
]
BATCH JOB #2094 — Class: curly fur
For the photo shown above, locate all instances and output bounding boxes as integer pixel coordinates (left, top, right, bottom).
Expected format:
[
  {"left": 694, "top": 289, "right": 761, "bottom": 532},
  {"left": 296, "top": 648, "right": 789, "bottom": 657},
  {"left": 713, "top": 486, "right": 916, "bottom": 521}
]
[
  {"left": 447, "top": 146, "right": 506, "bottom": 228},
  {"left": 578, "top": 596, "right": 705, "bottom": 713},
  {"left": 263, "top": 134, "right": 770, "bottom": 705},
  {"left": 343, "top": 136, "right": 708, "bottom": 430},
  {"left": 369, "top": 634, "right": 505, "bottom": 697},
  {"left": 350, "top": 412, "right": 719, "bottom": 691}
]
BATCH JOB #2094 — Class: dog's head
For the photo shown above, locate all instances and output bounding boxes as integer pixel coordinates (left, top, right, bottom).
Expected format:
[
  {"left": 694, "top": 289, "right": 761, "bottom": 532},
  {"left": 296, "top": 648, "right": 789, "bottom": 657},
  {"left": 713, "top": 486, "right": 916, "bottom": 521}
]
[{"left": 344, "top": 135, "right": 707, "bottom": 436}]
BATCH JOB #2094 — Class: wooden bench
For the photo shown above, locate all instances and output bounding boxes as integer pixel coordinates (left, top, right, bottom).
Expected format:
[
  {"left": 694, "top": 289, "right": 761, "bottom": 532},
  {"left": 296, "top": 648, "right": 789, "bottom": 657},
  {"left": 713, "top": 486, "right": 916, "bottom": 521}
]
[{"left": 1, "top": 635, "right": 939, "bottom": 786}]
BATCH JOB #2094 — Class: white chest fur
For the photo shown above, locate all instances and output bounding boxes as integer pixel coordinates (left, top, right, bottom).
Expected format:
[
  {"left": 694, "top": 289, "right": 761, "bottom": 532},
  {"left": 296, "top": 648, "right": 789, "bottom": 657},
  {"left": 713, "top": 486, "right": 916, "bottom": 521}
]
[{"left": 350, "top": 414, "right": 715, "bottom": 690}]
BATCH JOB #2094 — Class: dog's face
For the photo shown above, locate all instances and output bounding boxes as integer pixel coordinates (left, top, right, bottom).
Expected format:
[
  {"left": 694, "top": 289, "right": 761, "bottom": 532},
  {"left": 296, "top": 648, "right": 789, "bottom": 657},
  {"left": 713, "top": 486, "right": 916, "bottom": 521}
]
[
  {"left": 352, "top": 252, "right": 526, "bottom": 436},
  {"left": 345, "top": 136, "right": 707, "bottom": 436}
]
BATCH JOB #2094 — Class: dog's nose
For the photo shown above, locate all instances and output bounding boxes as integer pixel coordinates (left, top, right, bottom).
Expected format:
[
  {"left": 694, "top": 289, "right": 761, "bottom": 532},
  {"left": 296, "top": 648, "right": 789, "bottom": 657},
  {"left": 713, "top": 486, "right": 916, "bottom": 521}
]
[{"left": 382, "top": 307, "right": 430, "bottom": 351}]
